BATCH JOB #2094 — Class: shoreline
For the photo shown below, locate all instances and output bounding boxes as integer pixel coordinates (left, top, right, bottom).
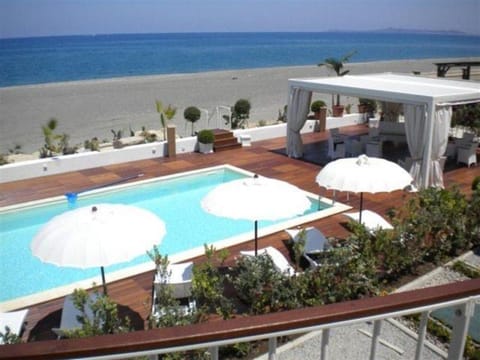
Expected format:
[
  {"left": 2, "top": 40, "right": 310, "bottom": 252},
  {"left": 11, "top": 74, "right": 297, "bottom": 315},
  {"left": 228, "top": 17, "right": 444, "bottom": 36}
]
[{"left": 1, "top": 56, "right": 479, "bottom": 153}]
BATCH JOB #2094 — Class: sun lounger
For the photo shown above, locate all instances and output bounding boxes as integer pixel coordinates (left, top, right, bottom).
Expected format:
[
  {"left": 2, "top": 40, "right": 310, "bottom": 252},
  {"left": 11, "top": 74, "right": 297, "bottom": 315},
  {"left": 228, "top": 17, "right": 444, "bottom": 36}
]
[
  {"left": 151, "top": 262, "right": 195, "bottom": 319},
  {"left": 285, "top": 227, "right": 332, "bottom": 268},
  {"left": 344, "top": 210, "right": 393, "bottom": 232},
  {"left": 0, "top": 309, "right": 29, "bottom": 344},
  {"left": 240, "top": 246, "right": 295, "bottom": 276},
  {"left": 52, "top": 293, "right": 99, "bottom": 338},
  {"left": 154, "top": 262, "right": 193, "bottom": 300},
  {"left": 285, "top": 227, "right": 330, "bottom": 254}
]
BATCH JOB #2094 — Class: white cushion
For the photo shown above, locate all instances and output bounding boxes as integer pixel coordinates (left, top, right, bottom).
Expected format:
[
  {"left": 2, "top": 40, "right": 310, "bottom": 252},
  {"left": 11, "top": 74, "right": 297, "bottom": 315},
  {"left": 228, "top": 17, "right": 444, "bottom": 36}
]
[{"left": 344, "top": 210, "right": 393, "bottom": 232}]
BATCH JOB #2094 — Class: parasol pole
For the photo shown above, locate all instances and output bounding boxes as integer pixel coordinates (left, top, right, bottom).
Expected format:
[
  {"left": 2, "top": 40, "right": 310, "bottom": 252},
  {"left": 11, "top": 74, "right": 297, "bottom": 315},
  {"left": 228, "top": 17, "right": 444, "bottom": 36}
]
[
  {"left": 100, "top": 266, "right": 108, "bottom": 295},
  {"left": 254, "top": 220, "right": 258, "bottom": 256},
  {"left": 359, "top": 192, "right": 364, "bottom": 224}
]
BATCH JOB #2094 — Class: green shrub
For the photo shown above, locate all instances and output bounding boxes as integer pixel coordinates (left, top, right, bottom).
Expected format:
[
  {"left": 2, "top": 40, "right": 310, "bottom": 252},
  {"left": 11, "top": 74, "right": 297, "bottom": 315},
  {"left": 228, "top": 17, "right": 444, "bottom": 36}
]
[
  {"left": 395, "top": 187, "right": 470, "bottom": 263},
  {"left": 0, "top": 326, "right": 22, "bottom": 344},
  {"left": 300, "top": 245, "right": 378, "bottom": 305},
  {"left": 232, "top": 254, "right": 299, "bottom": 314},
  {"left": 346, "top": 221, "right": 418, "bottom": 281},
  {"left": 197, "top": 129, "right": 215, "bottom": 144},
  {"left": 310, "top": 100, "right": 326, "bottom": 113},
  {"left": 192, "top": 245, "right": 233, "bottom": 320},
  {"left": 472, "top": 176, "right": 480, "bottom": 191},
  {"left": 62, "top": 288, "right": 131, "bottom": 338}
]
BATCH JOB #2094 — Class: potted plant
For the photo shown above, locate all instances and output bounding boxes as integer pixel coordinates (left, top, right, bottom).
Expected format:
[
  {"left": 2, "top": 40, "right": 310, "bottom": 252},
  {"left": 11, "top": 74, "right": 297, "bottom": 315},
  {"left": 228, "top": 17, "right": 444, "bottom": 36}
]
[
  {"left": 197, "top": 129, "right": 215, "bottom": 154},
  {"left": 358, "top": 98, "right": 378, "bottom": 117},
  {"left": 310, "top": 100, "right": 327, "bottom": 132},
  {"left": 183, "top": 106, "right": 201, "bottom": 136},
  {"left": 318, "top": 51, "right": 356, "bottom": 117}
]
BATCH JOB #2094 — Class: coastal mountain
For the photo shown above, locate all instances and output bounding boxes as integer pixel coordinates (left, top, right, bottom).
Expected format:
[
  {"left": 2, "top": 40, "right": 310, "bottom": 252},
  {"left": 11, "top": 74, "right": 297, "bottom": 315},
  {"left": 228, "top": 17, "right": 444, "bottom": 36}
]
[
  {"left": 370, "top": 28, "right": 468, "bottom": 35},
  {"left": 328, "top": 28, "right": 469, "bottom": 35}
]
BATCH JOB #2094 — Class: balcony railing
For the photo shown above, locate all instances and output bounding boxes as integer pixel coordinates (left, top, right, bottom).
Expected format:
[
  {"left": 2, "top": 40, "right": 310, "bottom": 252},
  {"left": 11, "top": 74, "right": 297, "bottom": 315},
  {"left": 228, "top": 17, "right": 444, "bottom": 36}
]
[{"left": 1, "top": 278, "right": 479, "bottom": 360}]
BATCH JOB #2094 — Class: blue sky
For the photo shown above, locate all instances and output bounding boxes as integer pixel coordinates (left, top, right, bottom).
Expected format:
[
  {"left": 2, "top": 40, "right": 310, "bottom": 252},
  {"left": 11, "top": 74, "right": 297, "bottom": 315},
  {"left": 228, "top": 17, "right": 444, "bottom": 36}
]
[{"left": 1, "top": 0, "right": 479, "bottom": 38}]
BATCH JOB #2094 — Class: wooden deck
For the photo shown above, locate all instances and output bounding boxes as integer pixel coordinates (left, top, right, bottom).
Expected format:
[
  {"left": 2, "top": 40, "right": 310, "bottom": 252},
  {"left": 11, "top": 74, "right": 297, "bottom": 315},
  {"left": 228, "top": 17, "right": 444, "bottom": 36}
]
[{"left": 1, "top": 124, "right": 478, "bottom": 342}]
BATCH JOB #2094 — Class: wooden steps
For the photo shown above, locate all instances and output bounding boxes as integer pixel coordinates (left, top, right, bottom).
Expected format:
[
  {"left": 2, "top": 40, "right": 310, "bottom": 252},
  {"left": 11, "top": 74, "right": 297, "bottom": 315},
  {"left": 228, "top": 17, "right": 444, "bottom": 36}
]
[{"left": 212, "top": 129, "right": 242, "bottom": 152}]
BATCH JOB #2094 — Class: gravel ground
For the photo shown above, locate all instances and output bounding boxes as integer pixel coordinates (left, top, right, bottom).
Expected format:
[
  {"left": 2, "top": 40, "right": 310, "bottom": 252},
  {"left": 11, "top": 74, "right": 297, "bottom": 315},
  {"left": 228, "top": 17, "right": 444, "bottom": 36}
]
[{"left": 255, "top": 251, "right": 479, "bottom": 360}]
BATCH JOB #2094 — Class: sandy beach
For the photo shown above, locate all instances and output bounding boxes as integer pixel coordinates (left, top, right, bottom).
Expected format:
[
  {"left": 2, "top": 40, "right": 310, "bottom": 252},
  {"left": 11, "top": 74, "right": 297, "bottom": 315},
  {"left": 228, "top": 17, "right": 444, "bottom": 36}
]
[{"left": 1, "top": 57, "right": 479, "bottom": 153}]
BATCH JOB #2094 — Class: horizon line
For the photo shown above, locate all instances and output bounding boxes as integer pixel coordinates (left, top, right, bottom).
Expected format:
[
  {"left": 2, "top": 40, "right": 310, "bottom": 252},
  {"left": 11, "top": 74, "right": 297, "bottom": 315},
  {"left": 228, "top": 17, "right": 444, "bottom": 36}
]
[{"left": 2, "top": 28, "right": 478, "bottom": 41}]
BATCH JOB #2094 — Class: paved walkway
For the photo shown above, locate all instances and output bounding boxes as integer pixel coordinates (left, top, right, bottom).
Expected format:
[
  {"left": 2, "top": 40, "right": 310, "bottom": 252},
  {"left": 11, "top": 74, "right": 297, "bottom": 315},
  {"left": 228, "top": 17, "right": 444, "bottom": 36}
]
[{"left": 256, "top": 250, "right": 479, "bottom": 360}]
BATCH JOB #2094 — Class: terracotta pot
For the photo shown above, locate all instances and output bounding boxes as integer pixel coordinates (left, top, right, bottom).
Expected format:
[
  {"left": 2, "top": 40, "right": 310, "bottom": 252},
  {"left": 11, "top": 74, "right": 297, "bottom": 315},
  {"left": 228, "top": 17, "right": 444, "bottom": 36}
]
[
  {"left": 332, "top": 105, "right": 344, "bottom": 117},
  {"left": 358, "top": 104, "right": 367, "bottom": 114}
]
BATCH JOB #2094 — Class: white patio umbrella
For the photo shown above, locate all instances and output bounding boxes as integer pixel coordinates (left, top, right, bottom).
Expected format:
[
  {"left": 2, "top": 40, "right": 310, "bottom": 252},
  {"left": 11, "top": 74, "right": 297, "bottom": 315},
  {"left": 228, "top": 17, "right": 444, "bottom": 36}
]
[
  {"left": 201, "top": 174, "right": 311, "bottom": 255},
  {"left": 315, "top": 155, "right": 413, "bottom": 223},
  {"left": 31, "top": 203, "right": 166, "bottom": 295}
]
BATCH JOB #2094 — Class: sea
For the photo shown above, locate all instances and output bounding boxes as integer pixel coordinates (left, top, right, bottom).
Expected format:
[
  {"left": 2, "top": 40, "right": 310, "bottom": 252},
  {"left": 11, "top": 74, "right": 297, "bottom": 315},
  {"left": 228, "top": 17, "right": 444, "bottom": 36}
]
[{"left": 1, "top": 32, "right": 480, "bottom": 88}]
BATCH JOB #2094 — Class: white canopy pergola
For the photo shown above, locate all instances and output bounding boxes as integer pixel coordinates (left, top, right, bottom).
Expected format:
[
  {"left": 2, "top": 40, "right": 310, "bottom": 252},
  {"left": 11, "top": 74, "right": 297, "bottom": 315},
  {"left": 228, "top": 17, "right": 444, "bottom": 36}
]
[{"left": 286, "top": 73, "right": 480, "bottom": 189}]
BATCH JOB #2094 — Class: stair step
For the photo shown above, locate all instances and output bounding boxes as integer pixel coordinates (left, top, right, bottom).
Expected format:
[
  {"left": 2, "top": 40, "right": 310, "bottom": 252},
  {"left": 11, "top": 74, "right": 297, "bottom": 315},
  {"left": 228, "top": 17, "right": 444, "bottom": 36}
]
[
  {"left": 214, "top": 142, "right": 242, "bottom": 152},
  {"left": 210, "top": 129, "right": 242, "bottom": 152}
]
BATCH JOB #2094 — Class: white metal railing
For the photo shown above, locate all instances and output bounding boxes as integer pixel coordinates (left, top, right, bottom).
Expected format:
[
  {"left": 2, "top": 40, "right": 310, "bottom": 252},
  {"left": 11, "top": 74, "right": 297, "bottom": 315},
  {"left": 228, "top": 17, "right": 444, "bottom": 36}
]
[{"left": 4, "top": 285, "right": 477, "bottom": 360}]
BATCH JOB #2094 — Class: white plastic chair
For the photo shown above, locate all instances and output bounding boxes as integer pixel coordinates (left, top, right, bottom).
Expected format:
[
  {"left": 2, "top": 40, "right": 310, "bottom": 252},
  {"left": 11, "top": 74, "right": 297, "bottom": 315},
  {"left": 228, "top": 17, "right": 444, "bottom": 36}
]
[
  {"left": 345, "top": 138, "right": 363, "bottom": 157},
  {"left": 457, "top": 142, "right": 478, "bottom": 167},
  {"left": 366, "top": 141, "right": 383, "bottom": 158},
  {"left": 0, "top": 309, "right": 29, "bottom": 344},
  {"left": 327, "top": 136, "right": 346, "bottom": 159},
  {"left": 398, "top": 156, "right": 413, "bottom": 171},
  {"left": 240, "top": 246, "right": 295, "bottom": 276}
]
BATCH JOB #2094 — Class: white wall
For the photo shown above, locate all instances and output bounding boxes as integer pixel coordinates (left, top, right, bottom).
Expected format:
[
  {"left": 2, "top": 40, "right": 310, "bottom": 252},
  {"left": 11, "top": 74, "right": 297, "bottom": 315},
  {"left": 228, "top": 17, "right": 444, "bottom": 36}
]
[{"left": 0, "top": 115, "right": 362, "bottom": 183}]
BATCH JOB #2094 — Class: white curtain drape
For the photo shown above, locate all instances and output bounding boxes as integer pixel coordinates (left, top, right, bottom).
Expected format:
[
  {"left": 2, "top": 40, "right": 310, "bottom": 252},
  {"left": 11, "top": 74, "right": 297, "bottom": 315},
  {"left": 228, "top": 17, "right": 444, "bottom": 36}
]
[
  {"left": 429, "top": 106, "right": 452, "bottom": 188},
  {"left": 286, "top": 87, "right": 312, "bottom": 158},
  {"left": 404, "top": 104, "right": 427, "bottom": 188}
]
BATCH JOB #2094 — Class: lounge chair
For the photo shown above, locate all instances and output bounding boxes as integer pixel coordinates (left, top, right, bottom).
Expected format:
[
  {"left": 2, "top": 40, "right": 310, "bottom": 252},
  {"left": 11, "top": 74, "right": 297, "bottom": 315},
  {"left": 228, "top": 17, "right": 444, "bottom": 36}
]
[
  {"left": 0, "top": 309, "right": 28, "bottom": 344},
  {"left": 240, "top": 246, "right": 295, "bottom": 276},
  {"left": 52, "top": 293, "right": 98, "bottom": 338},
  {"left": 151, "top": 262, "right": 195, "bottom": 319},
  {"left": 153, "top": 262, "right": 193, "bottom": 300},
  {"left": 285, "top": 227, "right": 332, "bottom": 268},
  {"left": 344, "top": 210, "right": 393, "bottom": 232},
  {"left": 285, "top": 227, "right": 330, "bottom": 254}
]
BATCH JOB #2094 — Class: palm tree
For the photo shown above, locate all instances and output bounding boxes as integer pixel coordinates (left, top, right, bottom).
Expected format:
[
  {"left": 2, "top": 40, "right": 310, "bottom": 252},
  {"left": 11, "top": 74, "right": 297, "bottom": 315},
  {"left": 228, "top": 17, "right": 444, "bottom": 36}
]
[
  {"left": 156, "top": 101, "right": 177, "bottom": 140},
  {"left": 318, "top": 51, "right": 357, "bottom": 106}
]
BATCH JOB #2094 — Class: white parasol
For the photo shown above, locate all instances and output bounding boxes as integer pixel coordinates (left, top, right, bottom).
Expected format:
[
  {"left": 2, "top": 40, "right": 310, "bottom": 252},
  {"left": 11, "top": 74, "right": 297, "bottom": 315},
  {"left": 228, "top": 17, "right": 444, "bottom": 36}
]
[
  {"left": 31, "top": 203, "right": 166, "bottom": 294},
  {"left": 201, "top": 175, "right": 311, "bottom": 255}
]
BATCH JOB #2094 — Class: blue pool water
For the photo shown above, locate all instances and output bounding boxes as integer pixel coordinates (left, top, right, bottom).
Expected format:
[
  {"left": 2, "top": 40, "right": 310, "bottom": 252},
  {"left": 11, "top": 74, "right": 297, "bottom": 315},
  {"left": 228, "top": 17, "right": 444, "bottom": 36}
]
[{"left": 0, "top": 167, "right": 323, "bottom": 303}]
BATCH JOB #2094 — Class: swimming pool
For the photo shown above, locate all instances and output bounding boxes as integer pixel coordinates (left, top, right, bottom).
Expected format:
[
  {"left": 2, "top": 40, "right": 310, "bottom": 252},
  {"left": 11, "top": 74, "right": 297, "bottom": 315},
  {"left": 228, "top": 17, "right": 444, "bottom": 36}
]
[{"left": 0, "top": 165, "right": 350, "bottom": 310}]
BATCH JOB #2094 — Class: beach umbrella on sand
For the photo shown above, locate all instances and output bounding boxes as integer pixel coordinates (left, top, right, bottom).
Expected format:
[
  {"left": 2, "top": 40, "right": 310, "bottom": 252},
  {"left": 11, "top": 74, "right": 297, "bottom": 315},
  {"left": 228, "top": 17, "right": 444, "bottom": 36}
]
[
  {"left": 201, "top": 174, "right": 311, "bottom": 256},
  {"left": 315, "top": 155, "right": 413, "bottom": 223},
  {"left": 31, "top": 203, "right": 166, "bottom": 295}
]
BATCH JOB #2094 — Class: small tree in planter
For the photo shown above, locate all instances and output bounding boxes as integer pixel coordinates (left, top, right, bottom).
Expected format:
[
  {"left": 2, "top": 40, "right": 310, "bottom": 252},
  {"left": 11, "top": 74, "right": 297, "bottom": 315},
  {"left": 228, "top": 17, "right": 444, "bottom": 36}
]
[
  {"left": 184, "top": 106, "right": 201, "bottom": 136},
  {"left": 310, "top": 100, "right": 327, "bottom": 132},
  {"left": 318, "top": 51, "right": 356, "bottom": 117},
  {"left": 197, "top": 129, "right": 215, "bottom": 154},
  {"left": 358, "top": 98, "right": 378, "bottom": 118},
  {"left": 224, "top": 99, "right": 251, "bottom": 129}
]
